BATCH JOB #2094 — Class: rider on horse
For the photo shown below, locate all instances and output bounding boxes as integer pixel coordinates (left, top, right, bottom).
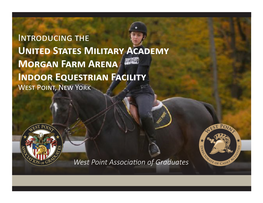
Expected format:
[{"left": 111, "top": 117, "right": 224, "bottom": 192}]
[{"left": 106, "top": 21, "right": 161, "bottom": 158}]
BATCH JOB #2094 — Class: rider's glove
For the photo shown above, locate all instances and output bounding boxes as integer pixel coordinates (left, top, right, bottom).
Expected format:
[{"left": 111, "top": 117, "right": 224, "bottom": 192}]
[{"left": 114, "top": 89, "right": 129, "bottom": 101}]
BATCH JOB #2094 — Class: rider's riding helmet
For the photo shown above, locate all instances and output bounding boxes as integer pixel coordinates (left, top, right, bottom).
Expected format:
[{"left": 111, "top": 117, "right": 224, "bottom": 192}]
[{"left": 129, "top": 21, "right": 147, "bottom": 36}]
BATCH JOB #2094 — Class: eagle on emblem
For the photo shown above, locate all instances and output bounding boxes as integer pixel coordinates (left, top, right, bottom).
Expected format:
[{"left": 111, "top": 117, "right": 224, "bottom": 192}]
[{"left": 28, "top": 132, "right": 55, "bottom": 145}]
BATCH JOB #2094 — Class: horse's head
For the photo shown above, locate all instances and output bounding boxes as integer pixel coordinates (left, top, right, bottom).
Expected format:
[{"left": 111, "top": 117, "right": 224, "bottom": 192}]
[{"left": 50, "top": 85, "right": 79, "bottom": 143}]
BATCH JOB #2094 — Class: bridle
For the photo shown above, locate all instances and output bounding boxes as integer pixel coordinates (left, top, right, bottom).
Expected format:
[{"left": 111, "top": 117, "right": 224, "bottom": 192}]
[
  {"left": 51, "top": 90, "right": 132, "bottom": 148},
  {"left": 51, "top": 94, "right": 79, "bottom": 130}
]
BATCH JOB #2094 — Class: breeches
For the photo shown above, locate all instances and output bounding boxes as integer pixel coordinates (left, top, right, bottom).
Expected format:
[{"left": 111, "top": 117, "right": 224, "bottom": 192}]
[{"left": 129, "top": 85, "right": 155, "bottom": 120}]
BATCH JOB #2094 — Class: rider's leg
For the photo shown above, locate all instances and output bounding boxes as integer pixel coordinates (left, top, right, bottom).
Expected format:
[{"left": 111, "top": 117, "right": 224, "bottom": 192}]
[{"left": 135, "top": 93, "right": 161, "bottom": 158}]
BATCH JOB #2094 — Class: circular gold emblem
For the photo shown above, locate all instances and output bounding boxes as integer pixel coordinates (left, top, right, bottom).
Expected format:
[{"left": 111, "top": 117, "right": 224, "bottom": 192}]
[
  {"left": 199, "top": 123, "right": 242, "bottom": 166},
  {"left": 20, "top": 123, "right": 63, "bottom": 166}
]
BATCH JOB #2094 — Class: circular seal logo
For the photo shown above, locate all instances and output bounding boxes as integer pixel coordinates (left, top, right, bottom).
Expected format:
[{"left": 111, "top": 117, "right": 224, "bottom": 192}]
[
  {"left": 20, "top": 123, "right": 63, "bottom": 166},
  {"left": 199, "top": 123, "right": 242, "bottom": 166}
]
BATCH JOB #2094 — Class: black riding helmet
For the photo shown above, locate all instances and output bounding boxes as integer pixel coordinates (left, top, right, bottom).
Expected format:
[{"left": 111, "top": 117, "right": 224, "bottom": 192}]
[{"left": 129, "top": 21, "right": 147, "bottom": 36}]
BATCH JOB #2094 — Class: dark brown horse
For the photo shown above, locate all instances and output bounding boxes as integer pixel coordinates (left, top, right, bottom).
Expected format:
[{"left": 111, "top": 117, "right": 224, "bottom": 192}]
[{"left": 50, "top": 84, "right": 220, "bottom": 174}]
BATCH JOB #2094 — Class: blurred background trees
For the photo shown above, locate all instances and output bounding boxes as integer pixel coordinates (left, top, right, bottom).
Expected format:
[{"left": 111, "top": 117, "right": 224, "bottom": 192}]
[{"left": 12, "top": 16, "right": 251, "bottom": 139}]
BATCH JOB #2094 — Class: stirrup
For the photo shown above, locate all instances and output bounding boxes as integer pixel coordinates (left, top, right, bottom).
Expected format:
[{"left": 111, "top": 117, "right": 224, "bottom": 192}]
[{"left": 148, "top": 142, "right": 161, "bottom": 158}]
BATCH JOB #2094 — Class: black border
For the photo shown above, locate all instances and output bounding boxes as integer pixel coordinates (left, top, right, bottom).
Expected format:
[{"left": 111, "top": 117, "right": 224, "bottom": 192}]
[
  {"left": 12, "top": 12, "right": 251, "bottom": 18},
  {"left": 12, "top": 11, "right": 251, "bottom": 192},
  {"left": 13, "top": 186, "right": 251, "bottom": 191}
]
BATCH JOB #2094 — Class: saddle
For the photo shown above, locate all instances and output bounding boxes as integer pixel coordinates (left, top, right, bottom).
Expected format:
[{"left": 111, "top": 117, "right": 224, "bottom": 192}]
[{"left": 123, "top": 94, "right": 163, "bottom": 125}]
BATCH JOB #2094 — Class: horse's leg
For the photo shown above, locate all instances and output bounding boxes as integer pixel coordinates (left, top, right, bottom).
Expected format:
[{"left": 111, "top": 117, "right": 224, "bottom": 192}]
[
  {"left": 184, "top": 127, "right": 213, "bottom": 175},
  {"left": 176, "top": 150, "right": 196, "bottom": 174},
  {"left": 184, "top": 144, "right": 213, "bottom": 175},
  {"left": 188, "top": 152, "right": 213, "bottom": 174},
  {"left": 85, "top": 134, "right": 108, "bottom": 174}
]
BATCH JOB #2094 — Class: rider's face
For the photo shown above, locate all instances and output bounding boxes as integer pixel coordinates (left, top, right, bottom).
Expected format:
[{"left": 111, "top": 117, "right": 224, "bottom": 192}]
[{"left": 130, "top": 31, "right": 144, "bottom": 47}]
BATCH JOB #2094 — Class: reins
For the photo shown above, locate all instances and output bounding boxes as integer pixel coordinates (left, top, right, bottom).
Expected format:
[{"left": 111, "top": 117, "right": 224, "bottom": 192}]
[
  {"left": 65, "top": 94, "right": 117, "bottom": 146},
  {"left": 52, "top": 90, "right": 134, "bottom": 149}
]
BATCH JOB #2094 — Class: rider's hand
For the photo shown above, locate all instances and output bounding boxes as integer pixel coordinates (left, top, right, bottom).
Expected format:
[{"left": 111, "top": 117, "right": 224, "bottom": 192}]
[{"left": 114, "top": 89, "right": 129, "bottom": 101}]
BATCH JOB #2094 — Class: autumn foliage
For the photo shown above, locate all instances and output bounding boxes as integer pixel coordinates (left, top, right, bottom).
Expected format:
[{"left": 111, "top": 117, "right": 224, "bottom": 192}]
[{"left": 12, "top": 17, "right": 251, "bottom": 139}]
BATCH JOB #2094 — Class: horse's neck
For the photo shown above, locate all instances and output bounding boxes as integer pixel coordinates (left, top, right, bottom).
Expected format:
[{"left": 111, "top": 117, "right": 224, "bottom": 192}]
[{"left": 72, "top": 89, "right": 109, "bottom": 132}]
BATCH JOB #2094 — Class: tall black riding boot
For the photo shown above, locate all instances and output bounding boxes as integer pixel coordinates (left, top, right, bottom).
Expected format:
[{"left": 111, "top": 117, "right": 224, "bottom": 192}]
[{"left": 141, "top": 117, "right": 161, "bottom": 158}]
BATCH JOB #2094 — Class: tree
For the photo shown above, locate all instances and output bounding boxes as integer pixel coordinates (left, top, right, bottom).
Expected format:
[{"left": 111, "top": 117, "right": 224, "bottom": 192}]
[
  {"left": 207, "top": 17, "right": 222, "bottom": 121},
  {"left": 229, "top": 17, "right": 241, "bottom": 99}
]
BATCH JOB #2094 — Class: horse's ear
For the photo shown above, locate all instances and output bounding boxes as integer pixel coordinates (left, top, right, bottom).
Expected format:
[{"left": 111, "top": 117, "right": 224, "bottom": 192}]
[
  {"left": 49, "top": 83, "right": 57, "bottom": 94},
  {"left": 60, "top": 84, "right": 69, "bottom": 97}
]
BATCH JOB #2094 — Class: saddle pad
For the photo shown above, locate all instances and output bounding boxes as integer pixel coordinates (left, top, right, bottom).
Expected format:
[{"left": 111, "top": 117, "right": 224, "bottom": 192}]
[
  {"left": 123, "top": 98, "right": 172, "bottom": 130},
  {"left": 152, "top": 104, "right": 172, "bottom": 130}
]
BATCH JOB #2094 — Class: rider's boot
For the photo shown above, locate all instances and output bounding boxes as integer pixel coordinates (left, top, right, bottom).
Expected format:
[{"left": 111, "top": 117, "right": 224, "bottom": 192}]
[{"left": 141, "top": 117, "right": 161, "bottom": 158}]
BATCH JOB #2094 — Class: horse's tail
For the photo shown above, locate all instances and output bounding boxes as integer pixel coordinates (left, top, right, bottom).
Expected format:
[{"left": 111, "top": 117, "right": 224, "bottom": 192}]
[{"left": 201, "top": 102, "right": 220, "bottom": 124}]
